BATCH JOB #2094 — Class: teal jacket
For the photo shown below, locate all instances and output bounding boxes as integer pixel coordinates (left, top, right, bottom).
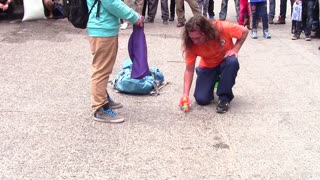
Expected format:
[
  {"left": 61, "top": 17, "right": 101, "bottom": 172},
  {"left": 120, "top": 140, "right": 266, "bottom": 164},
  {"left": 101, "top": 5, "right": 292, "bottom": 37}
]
[{"left": 86, "top": 0, "right": 139, "bottom": 37}]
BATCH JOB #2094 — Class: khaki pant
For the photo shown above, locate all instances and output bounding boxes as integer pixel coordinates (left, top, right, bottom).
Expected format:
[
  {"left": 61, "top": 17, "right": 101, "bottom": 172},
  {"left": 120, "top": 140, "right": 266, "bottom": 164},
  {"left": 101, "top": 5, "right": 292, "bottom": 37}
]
[
  {"left": 89, "top": 36, "right": 118, "bottom": 112},
  {"left": 124, "top": 0, "right": 144, "bottom": 14},
  {"left": 175, "top": 0, "right": 201, "bottom": 23}
]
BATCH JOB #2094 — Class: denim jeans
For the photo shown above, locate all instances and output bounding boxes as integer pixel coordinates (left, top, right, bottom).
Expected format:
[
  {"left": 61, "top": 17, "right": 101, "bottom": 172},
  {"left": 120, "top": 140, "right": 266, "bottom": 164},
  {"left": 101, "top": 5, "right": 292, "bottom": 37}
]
[
  {"left": 194, "top": 56, "right": 239, "bottom": 105},
  {"left": 302, "top": 0, "right": 315, "bottom": 36},
  {"left": 145, "top": 0, "right": 169, "bottom": 20},
  {"left": 250, "top": 2, "right": 269, "bottom": 30},
  {"left": 219, "top": 0, "right": 240, "bottom": 20},
  {"left": 268, "top": 0, "right": 275, "bottom": 19},
  {"left": 197, "top": 0, "right": 209, "bottom": 16}
]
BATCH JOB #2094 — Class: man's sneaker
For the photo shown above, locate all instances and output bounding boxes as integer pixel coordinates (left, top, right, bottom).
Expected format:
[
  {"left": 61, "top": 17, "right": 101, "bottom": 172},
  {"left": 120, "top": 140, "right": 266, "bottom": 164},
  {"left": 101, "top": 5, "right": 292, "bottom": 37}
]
[
  {"left": 216, "top": 100, "right": 230, "bottom": 113},
  {"left": 169, "top": 16, "right": 174, "bottom": 21},
  {"left": 108, "top": 96, "right": 123, "bottom": 109},
  {"left": 93, "top": 107, "right": 124, "bottom": 123},
  {"left": 120, "top": 22, "right": 129, "bottom": 30},
  {"left": 263, "top": 30, "right": 271, "bottom": 39},
  {"left": 251, "top": 29, "right": 258, "bottom": 39},
  {"left": 305, "top": 35, "right": 312, "bottom": 41},
  {"left": 145, "top": 18, "right": 154, "bottom": 23},
  {"left": 292, "top": 34, "right": 300, "bottom": 40},
  {"left": 163, "top": 19, "right": 168, "bottom": 25}
]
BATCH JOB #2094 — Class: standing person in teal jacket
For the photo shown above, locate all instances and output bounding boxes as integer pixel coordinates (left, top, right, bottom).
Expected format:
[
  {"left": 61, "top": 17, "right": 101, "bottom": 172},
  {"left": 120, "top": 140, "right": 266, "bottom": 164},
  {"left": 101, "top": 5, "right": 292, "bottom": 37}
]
[{"left": 87, "top": 0, "right": 143, "bottom": 123}]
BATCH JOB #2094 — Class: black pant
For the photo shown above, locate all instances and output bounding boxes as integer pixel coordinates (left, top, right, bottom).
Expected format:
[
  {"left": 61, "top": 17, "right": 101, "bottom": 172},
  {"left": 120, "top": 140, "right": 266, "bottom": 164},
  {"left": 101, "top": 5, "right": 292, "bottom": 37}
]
[
  {"left": 208, "top": 0, "right": 215, "bottom": 17},
  {"left": 170, "top": 0, "right": 175, "bottom": 18}
]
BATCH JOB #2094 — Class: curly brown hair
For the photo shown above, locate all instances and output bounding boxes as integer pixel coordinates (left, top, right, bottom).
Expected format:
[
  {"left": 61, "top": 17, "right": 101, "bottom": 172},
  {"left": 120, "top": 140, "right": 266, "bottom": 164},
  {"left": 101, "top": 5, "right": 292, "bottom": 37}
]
[{"left": 182, "top": 16, "right": 220, "bottom": 51}]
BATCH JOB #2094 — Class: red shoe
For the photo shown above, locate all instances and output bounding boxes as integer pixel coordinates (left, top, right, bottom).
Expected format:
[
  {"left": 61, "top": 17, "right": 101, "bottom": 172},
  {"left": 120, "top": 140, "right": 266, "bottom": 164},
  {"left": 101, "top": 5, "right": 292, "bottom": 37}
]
[{"left": 275, "top": 16, "right": 285, "bottom": 24}]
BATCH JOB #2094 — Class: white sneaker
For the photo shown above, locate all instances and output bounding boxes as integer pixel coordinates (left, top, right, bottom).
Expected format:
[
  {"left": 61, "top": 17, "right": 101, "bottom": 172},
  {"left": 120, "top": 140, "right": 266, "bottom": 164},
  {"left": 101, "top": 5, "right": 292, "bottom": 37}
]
[{"left": 120, "top": 22, "right": 129, "bottom": 30}]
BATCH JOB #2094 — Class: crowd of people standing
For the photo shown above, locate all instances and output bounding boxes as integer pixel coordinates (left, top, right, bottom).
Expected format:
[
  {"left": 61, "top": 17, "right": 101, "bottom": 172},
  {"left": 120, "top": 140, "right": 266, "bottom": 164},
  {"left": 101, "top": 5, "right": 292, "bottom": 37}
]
[{"left": 119, "top": 0, "right": 319, "bottom": 44}]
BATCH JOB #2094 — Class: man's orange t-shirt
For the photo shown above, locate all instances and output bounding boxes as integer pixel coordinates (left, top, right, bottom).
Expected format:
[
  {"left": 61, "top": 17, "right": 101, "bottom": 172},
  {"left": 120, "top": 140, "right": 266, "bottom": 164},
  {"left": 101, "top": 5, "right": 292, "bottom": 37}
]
[{"left": 185, "top": 20, "right": 244, "bottom": 68}]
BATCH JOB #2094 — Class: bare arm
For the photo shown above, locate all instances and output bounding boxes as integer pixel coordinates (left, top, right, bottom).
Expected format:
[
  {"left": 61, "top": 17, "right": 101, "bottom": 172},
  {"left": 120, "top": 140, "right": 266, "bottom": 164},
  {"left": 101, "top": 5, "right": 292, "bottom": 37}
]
[
  {"left": 183, "top": 63, "right": 196, "bottom": 97},
  {"left": 224, "top": 25, "right": 249, "bottom": 58}
]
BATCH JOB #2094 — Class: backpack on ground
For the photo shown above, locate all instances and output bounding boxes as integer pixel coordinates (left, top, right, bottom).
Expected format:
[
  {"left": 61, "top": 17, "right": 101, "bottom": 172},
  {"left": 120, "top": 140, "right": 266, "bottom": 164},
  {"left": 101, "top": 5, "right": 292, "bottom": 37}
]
[
  {"left": 112, "top": 59, "right": 166, "bottom": 95},
  {"left": 63, "top": 0, "right": 100, "bottom": 29}
]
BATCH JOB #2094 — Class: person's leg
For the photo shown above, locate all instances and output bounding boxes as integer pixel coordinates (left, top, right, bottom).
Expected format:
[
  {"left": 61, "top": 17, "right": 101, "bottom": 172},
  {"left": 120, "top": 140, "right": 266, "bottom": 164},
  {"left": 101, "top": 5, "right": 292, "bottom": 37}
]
[
  {"left": 250, "top": 2, "right": 258, "bottom": 30},
  {"left": 259, "top": 2, "right": 271, "bottom": 38},
  {"left": 169, "top": 0, "right": 175, "bottom": 20},
  {"left": 203, "top": 0, "right": 209, "bottom": 17},
  {"left": 219, "top": 0, "right": 228, "bottom": 20},
  {"left": 275, "top": 0, "right": 287, "bottom": 24},
  {"left": 216, "top": 55, "right": 239, "bottom": 103},
  {"left": 208, "top": 0, "right": 215, "bottom": 18},
  {"left": 239, "top": 0, "right": 246, "bottom": 25},
  {"left": 43, "top": 0, "right": 54, "bottom": 18},
  {"left": 142, "top": 0, "right": 147, "bottom": 16},
  {"left": 89, "top": 36, "right": 118, "bottom": 112},
  {"left": 268, "top": 0, "right": 275, "bottom": 23},
  {"left": 135, "top": 0, "right": 145, "bottom": 14},
  {"left": 160, "top": 0, "right": 169, "bottom": 23},
  {"left": 260, "top": 2, "right": 268, "bottom": 31},
  {"left": 313, "top": 2, "right": 319, "bottom": 33},
  {"left": 146, "top": 0, "right": 159, "bottom": 22},
  {"left": 305, "top": 0, "right": 315, "bottom": 40},
  {"left": 176, "top": 0, "right": 186, "bottom": 25},
  {"left": 186, "top": 0, "right": 201, "bottom": 16},
  {"left": 292, "top": 20, "right": 302, "bottom": 39},
  {"left": 234, "top": 0, "right": 240, "bottom": 20},
  {"left": 250, "top": 2, "right": 258, "bottom": 38},
  {"left": 194, "top": 67, "right": 218, "bottom": 105},
  {"left": 197, "top": 0, "right": 203, "bottom": 15}
]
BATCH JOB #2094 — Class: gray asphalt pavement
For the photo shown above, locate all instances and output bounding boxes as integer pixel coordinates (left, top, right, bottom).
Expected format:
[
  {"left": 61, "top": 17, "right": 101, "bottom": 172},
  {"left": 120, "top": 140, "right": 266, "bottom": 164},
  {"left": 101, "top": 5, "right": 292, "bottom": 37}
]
[{"left": 1, "top": 1, "right": 320, "bottom": 179}]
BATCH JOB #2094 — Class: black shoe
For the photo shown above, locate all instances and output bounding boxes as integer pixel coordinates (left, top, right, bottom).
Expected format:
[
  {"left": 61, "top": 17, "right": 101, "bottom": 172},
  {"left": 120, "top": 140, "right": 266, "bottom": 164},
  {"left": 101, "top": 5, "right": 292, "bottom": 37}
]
[
  {"left": 216, "top": 100, "right": 230, "bottom": 113},
  {"left": 169, "top": 16, "right": 174, "bottom": 21},
  {"left": 145, "top": 18, "right": 154, "bottom": 23},
  {"left": 176, "top": 22, "right": 184, "bottom": 27},
  {"left": 163, "top": 19, "right": 168, "bottom": 25}
]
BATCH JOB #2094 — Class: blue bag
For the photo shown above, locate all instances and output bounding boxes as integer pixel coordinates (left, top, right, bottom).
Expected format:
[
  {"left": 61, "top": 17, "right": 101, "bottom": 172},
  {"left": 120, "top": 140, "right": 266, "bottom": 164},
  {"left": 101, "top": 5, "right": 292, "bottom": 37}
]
[{"left": 112, "top": 59, "right": 165, "bottom": 95}]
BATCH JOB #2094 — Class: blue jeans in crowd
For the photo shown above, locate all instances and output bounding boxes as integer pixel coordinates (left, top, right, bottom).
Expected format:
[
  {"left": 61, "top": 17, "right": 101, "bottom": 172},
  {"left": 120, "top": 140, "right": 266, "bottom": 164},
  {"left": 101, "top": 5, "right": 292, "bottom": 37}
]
[
  {"left": 194, "top": 56, "right": 239, "bottom": 105},
  {"left": 219, "top": 0, "right": 239, "bottom": 20},
  {"left": 250, "top": 2, "right": 269, "bottom": 30},
  {"left": 302, "top": 0, "right": 315, "bottom": 36},
  {"left": 268, "top": 0, "right": 275, "bottom": 19}
]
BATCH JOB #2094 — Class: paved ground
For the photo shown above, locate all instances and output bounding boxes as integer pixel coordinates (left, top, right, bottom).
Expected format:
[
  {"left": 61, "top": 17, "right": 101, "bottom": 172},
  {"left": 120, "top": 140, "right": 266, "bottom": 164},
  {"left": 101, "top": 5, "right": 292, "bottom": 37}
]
[{"left": 1, "top": 1, "right": 320, "bottom": 179}]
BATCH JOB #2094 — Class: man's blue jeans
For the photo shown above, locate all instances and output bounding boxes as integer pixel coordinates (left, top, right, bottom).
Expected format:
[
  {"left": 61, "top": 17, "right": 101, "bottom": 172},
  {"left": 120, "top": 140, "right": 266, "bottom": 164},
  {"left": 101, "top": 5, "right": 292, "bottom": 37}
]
[
  {"left": 268, "top": 0, "right": 275, "bottom": 19},
  {"left": 219, "top": 0, "right": 239, "bottom": 20},
  {"left": 194, "top": 56, "right": 239, "bottom": 105},
  {"left": 302, "top": 0, "right": 315, "bottom": 36}
]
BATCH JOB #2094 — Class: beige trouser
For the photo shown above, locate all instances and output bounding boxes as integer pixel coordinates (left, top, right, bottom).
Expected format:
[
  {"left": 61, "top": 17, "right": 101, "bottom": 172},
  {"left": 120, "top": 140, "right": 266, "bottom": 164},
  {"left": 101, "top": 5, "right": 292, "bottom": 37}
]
[
  {"left": 124, "top": 0, "right": 144, "bottom": 14},
  {"left": 176, "top": 0, "right": 201, "bottom": 23},
  {"left": 89, "top": 36, "right": 118, "bottom": 113}
]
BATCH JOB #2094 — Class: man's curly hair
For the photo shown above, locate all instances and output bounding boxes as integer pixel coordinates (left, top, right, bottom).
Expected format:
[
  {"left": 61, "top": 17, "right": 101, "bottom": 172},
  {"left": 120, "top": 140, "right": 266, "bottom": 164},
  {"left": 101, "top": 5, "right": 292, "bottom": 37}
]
[{"left": 182, "top": 16, "right": 220, "bottom": 51}]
